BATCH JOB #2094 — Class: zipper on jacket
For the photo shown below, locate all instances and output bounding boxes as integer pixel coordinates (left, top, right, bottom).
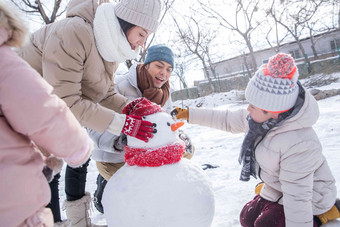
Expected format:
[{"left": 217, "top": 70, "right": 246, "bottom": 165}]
[{"left": 254, "top": 136, "right": 265, "bottom": 180}]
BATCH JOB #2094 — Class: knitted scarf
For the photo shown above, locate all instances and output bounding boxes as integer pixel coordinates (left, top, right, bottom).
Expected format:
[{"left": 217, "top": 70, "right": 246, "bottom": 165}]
[
  {"left": 238, "top": 81, "right": 305, "bottom": 181},
  {"left": 137, "top": 64, "right": 170, "bottom": 107},
  {"left": 124, "top": 141, "right": 185, "bottom": 167},
  {"left": 93, "top": 3, "right": 139, "bottom": 62}
]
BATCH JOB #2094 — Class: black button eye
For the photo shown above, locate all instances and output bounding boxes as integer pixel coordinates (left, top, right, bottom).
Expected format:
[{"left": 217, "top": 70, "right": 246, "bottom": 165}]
[
  {"left": 167, "top": 122, "right": 170, "bottom": 126},
  {"left": 142, "top": 116, "right": 146, "bottom": 119}
]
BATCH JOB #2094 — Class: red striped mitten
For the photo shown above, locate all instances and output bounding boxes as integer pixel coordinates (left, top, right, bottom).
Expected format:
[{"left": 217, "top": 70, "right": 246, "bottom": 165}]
[{"left": 121, "top": 115, "right": 155, "bottom": 142}]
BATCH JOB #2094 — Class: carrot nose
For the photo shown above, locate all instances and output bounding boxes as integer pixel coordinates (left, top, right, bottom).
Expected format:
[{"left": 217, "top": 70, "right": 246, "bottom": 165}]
[{"left": 171, "top": 121, "right": 184, "bottom": 131}]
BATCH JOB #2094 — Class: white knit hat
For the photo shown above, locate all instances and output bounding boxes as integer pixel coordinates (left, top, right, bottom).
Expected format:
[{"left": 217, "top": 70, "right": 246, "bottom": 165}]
[
  {"left": 114, "top": 0, "right": 161, "bottom": 33},
  {"left": 245, "top": 53, "right": 299, "bottom": 113}
]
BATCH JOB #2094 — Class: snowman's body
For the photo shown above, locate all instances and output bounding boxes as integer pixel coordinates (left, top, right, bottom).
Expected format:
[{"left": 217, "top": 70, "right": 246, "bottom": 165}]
[{"left": 103, "top": 111, "right": 215, "bottom": 227}]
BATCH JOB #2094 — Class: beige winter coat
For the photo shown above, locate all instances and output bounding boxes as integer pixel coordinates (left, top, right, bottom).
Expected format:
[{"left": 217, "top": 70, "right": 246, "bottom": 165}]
[
  {"left": 19, "top": 0, "right": 129, "bottom": 133},
  {"left": 188, "top": 90, "right": 336, "bottom": 227}
]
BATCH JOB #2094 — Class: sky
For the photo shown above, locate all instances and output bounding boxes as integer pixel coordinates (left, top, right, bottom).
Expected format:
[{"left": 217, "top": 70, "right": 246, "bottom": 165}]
[{"left": 55, "top": 72, "right": 340, "bottom": 226}]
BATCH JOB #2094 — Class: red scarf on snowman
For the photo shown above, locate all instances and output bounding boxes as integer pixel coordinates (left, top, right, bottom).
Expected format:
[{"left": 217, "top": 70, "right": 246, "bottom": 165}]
[{"left": 122, "top": 98, "right": 185, "bottom": 167}]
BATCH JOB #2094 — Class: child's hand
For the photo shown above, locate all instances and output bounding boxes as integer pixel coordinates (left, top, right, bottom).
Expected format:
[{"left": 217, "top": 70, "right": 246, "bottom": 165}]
[
  {"left": 171, "top": 107, "right": 189, "bottom": 120},
  {"left": 255, "top": 182, "right": 264, "bottom": 195}
]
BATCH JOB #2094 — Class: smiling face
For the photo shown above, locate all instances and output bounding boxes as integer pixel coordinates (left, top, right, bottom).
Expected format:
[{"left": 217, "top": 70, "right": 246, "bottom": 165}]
[
  {"left": 145, "top": 60, "right": 173, "bottom": 88},
  {"left": 126, "top": 26, "right": 151, "bottom": 50},
  {"left": 247, "top": 104, "right": 278, "bottom": 123}
]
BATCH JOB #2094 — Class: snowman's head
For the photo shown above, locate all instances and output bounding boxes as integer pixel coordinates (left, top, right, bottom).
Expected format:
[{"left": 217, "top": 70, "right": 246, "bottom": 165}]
[
  {"left": 123, "top": 97, "right": 184, "bottom": 149},
  {"left": 123, "top": 98, "right": 186, "bottom": 167},
  {"left": 128, "top": 111, "right": 184, "bottom": 148}
]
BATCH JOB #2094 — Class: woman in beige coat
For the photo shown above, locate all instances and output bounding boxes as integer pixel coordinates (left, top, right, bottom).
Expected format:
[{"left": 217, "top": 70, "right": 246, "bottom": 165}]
[
  {"left": 19, "top": 0, "right": 161, "bottom": 226},
  {"left": 0, "top": 2, "right": 92, "bottom": 226},
  {"left": 172, "top": 53, "right": 339, "bottom": 227}
]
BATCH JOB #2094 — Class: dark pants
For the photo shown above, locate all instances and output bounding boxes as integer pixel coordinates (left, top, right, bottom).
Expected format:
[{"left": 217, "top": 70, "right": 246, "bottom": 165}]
[
  {"left": 65, "top": 159, "right": 90, "bottom": 201},
  {"left": 47, "top": 158, "right": 90, "bottom": 222},
  {"left": 47, "top": 172, "right": 62, "bottom": 222},
  {"left": 240, "top": 194, "right": 320, "bottom": 227}
]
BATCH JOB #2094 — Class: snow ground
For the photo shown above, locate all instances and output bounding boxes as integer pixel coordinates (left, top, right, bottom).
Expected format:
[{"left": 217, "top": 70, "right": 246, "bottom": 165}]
[{"left": 58, "top": 72, "right": 340, "bottom": 227}]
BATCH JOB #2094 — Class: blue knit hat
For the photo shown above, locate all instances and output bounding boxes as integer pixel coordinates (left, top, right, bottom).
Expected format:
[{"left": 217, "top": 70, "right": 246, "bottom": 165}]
[{"left": 144, "top": 45, "right": 174, "bottom": 68}]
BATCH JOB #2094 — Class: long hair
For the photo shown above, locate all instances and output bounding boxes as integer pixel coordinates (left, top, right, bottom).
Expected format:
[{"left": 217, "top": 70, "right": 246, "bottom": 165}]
[
  {"left": 117, "top": 17, "right": 136, "bottom": 37},
  {"left": 0, "top": 1, "right": 27, "bottom": 47}
]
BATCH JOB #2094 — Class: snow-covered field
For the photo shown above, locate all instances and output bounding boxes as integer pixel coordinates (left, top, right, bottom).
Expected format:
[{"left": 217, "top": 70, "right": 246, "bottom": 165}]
[{"left": 58, "top": 72, "right": 340, "bottom": 226}]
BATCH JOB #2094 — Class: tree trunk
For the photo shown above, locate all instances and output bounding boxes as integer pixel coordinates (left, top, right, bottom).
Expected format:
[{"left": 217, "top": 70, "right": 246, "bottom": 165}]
[
  {"left": 245, "top": 37, "right": 257, "bottom": 73},
  {"left": 242, "top": 53, "right": 252, "bottom": 78},
  {"left": 296, "top": 38, "right": 312, "bottom": 73},
  {"left": 309, "top": 28, "right": 318, "bottom": 59},
  {"left": 202, "top": 60, "right": 215, "bottom": 93}
]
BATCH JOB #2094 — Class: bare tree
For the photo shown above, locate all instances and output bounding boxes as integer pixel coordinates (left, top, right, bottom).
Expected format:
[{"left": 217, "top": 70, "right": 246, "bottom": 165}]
[
  {"left": 10, "top": 0, "right": 66, "bottom": 24},
  {"left": 330, "top": 0, "right": 340, "bottom": 29},
  {"left": 307, "top": 22, "right": 319, "bottom": 59},
  {"left": 315, "top": 0, "right": 340, "bottom": 31},
  {"left": 169, "top": 44, "right": 194, "bottom": 92},
  {"left": 171, "top": 13, "right": 218, "bottom": 93},
  {"left": 197, "top": 0, "right": 262, "bottom": 75},
  {"left": 263, "top": 12, "right": 290, "bottom": 53},
  {"left": 173, "top": 59, "right": 190, "bottom": 98},
  {"left": 305, "top": 0, "right": 340, "bottom": 59},
  {"left": 267, "top": 0, "right": 327, "bottom": 73}
]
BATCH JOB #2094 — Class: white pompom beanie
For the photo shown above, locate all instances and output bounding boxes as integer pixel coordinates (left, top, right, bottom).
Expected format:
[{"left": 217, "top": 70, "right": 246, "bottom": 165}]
[{"left": 245, "top": 53, "right": 299, "bottom": 113}]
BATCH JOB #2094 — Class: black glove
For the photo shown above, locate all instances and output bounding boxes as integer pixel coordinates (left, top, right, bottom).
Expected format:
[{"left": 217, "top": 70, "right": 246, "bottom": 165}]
[
  {"left": 113, "top": 133, "right": 127, "bottom": 152},
  {"left": 178, "top": 129, "right": 194, "bottom": 159}
]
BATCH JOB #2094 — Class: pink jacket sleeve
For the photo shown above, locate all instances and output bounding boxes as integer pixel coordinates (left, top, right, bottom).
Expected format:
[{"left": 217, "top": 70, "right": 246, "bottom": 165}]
[{"left": 0, "top": 45, "right": 91, "bottom": 166}]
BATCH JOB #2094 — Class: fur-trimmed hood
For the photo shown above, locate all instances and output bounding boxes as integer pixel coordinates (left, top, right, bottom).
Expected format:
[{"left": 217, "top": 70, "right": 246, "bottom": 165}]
[{"left": 0, "top": 1, "right": 27, "bottom": 47}]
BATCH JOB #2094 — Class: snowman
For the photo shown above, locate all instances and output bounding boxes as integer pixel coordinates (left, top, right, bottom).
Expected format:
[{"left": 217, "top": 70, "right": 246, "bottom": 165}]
[{"left": 102, "top": 98, "right": 215, "bottom": 227}]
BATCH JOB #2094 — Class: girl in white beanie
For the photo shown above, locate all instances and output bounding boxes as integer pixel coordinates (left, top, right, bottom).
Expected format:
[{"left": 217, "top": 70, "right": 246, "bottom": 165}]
[
  {"left": 171, "top": 53, "right": 339, "bottom": 227},
  {"left": 19, "top": 0, "right": 161, "bottom": 226}
]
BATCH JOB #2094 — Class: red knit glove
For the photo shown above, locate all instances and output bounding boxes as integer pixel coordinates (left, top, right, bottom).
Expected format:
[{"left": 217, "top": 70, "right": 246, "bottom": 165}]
[{"left": 121, "top": 115, "right": 155, "bottom": 142}]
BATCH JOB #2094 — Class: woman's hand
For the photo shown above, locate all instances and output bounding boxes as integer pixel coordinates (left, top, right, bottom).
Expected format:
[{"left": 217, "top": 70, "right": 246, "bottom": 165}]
[{"left": 121, "top": 115, "right": 156, "bottom": 142}]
